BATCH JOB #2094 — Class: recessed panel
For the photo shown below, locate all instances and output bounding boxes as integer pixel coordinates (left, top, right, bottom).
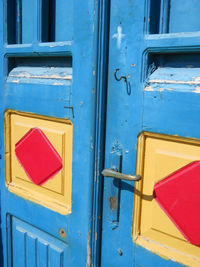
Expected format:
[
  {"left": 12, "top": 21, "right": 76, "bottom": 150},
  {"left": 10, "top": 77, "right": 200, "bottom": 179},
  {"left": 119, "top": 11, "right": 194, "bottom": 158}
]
[
  {"left": 133, "top": 132, "right": 200, "bottom": 267},
  {"left": 11, "top": 216, "right": 68, "bottom": 267},
  {"left": 147, "top": 0, "right": 200, "bottom": 34},
  {"left": 169, "top": 0, "right": 200, "bottom": 33},
  {"left": 5, "top": 110, "right": 73, "bottom": 214}
]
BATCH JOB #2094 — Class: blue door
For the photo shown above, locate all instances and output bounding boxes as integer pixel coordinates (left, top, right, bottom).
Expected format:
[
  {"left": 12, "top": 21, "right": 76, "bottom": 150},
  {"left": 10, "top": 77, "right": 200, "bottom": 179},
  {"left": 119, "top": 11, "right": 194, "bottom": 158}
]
[
  {"left": 0, "top": 1, "right": 99, "bottom": 266},
  {"left": 101, "top": 0, "right": 200, "bottom": 266}
]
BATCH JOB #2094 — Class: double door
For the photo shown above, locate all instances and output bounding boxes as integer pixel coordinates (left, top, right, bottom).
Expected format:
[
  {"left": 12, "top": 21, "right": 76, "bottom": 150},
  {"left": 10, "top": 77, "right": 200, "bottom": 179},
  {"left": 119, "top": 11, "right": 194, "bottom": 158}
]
[{"left": 1, "top": 1, "right": 200, "bottom": 267}]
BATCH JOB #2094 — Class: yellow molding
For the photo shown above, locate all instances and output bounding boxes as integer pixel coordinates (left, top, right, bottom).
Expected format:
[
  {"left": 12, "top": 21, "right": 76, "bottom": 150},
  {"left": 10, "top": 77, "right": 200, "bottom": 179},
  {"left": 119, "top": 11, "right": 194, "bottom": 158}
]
[
  {"left": 5, "top": 110, "right": 73, "bottom": 215},
  {"left": 133, "top": 131, "right": 200, "bottom": 267}
]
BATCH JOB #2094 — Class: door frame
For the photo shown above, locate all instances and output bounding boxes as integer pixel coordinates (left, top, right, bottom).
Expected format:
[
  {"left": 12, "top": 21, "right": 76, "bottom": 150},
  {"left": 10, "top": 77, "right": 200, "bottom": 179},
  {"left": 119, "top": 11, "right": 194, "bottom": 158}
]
[{"left": 90, "top": 0, "right": 110, "bottom": 266}]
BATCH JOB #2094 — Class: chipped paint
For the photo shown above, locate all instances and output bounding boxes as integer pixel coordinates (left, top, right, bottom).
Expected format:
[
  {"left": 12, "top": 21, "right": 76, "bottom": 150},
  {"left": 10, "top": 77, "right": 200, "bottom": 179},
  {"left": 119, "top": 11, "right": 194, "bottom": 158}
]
[
  {"left": 144, "top": 86, "right": 177, "bottom": 92},
  {"left": 9, "top": 73, "right": 72, "bottom": 80},
  {"left": 10, "top": 72, "right": 31, "bottom": 78},
  {"left": 7, "top": 66, "right": 72, "bottom": 86},
  {"left": 87, "top": 234, "right": 91, "bottom": 267},
  {"left": 109, "top": 197, "right": 117, "bottom": 211},
  {"left": 90, "top": 136, "right": 94, "bottom": 150},
  {"left": 149, "top": 79, "right": 200, "bottom": 85},
  {"left": 49, "top": 43, "right": 65, "bottom": 48},
  {"left": 52, "top": 82, "right": 64, "bottom": 86},
  {"left": 193, "top": 86, "right": 200, "bottom": 93},
  {"left": 143, "top": 86, "right": 154, "bottom": 91}
]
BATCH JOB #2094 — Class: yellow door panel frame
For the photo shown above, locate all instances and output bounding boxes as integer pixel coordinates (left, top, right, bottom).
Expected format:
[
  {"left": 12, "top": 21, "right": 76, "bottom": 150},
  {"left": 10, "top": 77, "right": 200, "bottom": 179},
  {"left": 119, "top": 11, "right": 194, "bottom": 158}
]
[
  {"left": 133, "top": 132, "right": 200, "bottom": 267},
  {"left": 5, "top": 110, "right": 73, "bottom": 215}
]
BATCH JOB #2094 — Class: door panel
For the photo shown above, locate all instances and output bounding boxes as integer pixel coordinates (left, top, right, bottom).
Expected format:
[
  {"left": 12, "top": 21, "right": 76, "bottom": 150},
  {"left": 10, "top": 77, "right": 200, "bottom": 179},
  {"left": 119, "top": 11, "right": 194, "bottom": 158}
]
[
  {"left": 1, "top": 1, "right": 97, "bottom": 266},
  {"left": 134, "top": 133, "right": 200, "bottom": 267},
  {"left": 11, "top": 216, "right": 68, "bottom": 267},
  {"left": 148, "top": 0, "right": 200, "bottom": 34},
  {"left": 101, "top": 0, "right": 200, "bottom": 266},
  {"left": 5, "top": 110, "right": 72, "bottom": 214}
]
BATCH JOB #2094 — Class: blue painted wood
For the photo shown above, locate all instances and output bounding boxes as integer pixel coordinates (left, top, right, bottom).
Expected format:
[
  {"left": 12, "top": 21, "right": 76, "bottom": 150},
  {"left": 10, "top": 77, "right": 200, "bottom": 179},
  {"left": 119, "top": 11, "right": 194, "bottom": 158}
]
[
  {"left": 26, "top": 234, "right": 37, "bottom": 267},
  {"left": 135, "top": 245, "right": 183, "bottom": 267},
  {"left": 147, "top": 67, "right": 200, "bottom": 92},
  {"left": 37, "top": 239, "right": 48, "bottom": 267},
  {"left": 169, "top": 0, "right": 200, "bottom": 33},
  {"left": 90, "top": 0, "right": 110, "bottom": 265},
  {"left": 21, "top": 0, "right": 36, "bottom": 44},
  {"left": 12, "top": 217, "right": 67, "bottom": 267},
  {"left": 0, "top": 1, "right": 4, "bottom": 266},
  {"left": 3, "top": 0, "right": 200, "bottom": 266},
  {"left": 12, "top": 224, "right": 26, "bottom": 267},
  {"left": 54, "top": 0, "right": 73, "bottom": 42},
  {"left": 7, "top": 66, "right": 72, "bottom": 86},
  {"left": 5, "top": 41, "right": 73, "bottom": 55},
  {"left": 147, "top": 0, "right": 200, "bottom": 35},
  {"left": 146, "top": 33, "right": 200, "bottom": 50},
  {"left": 1, "top": 0, "right": 100, "bottom": 266},
  {"left": 101, "top": 0, "right": 144, "bottom": 265},
  {"left": 101, "top": 0, "right": 200, "bottom": 266}
]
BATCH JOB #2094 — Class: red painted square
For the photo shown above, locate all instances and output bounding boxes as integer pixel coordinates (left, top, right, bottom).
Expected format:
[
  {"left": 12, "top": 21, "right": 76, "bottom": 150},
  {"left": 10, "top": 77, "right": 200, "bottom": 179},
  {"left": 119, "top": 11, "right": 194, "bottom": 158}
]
[
  {"left": 15, "top": 128, "right": 63, "bottom": 185},
  {"left": 154, "top": 161, "right": 200, "bottom": 246}
]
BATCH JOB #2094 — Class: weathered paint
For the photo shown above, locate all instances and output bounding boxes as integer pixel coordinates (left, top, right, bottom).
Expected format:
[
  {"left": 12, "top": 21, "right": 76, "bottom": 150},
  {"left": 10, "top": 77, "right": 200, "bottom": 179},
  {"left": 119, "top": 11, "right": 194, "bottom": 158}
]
[
  {"left": 1, "top": 0, "right": 200, "bottom": 266},
  {"left": 101, "top": 0, "right": 200, "bottom": 266},
  {"left": 1, "top": 0, "right": 100, "bottom": 266}
]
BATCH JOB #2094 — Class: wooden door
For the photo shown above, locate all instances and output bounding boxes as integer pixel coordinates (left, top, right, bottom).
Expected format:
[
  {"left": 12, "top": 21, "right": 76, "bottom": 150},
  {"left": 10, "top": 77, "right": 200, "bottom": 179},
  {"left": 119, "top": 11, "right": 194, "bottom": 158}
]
[
  {"left": 0, "top": 1, "right": 98, "bottom": 266},
  {"left": 101, "top": 1, "right": 200, "bottom": 266}
]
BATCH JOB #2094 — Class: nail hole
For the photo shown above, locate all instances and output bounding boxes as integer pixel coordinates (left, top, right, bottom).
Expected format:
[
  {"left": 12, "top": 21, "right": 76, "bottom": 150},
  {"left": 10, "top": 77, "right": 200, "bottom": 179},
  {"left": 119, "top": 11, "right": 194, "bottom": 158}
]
[{"left": 59, "top": 228, "right": 66, "bottom": 238}]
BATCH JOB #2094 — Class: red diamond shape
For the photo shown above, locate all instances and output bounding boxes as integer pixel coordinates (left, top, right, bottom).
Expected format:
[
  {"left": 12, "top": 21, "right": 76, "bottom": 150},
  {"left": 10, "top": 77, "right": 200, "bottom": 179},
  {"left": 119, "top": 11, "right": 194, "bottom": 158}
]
[
  {"left": 15, "top": 127, "right": 63, "bottom": 185},
  {"left": 154, "top": 161, "right": 200, "bottom": 246}
]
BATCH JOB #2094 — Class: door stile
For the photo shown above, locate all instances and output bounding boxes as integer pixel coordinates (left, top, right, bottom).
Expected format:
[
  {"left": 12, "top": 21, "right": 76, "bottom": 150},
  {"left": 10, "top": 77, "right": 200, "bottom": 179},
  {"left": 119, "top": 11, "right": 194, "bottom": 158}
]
[
  {"left": 91, "top": 0, "right": 110, "bottom": 266},
  {"left": 0, "top": 1, "right": 6, "bottom": 266},
  {"left": 100, "top": 0, "right": 146, "bottom": 265}
]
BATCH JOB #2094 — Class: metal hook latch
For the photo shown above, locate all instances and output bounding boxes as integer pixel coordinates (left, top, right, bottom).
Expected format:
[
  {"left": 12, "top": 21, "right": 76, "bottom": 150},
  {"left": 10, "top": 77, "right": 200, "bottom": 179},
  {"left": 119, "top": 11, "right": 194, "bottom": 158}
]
[
  {"left": 114, "top": 68, "right": 131, "bottom": 95},
  {"left": 102, "top": 169, "right": 141, "bottom": 181}
]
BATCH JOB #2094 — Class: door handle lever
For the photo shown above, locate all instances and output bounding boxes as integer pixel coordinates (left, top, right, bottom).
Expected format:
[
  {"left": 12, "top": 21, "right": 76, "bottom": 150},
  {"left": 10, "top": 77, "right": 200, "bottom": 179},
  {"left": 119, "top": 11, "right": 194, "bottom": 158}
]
[{"left": 102, "top": 169, "right": 141, "bottom": 181}]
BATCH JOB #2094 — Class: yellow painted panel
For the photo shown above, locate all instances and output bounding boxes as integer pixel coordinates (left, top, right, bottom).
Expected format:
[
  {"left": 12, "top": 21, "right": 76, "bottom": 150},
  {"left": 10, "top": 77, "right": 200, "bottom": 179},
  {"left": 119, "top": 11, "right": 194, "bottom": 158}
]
[
  {"left": 133, "top": 132, "right": 200, "bottom": 267},
  {"left": 5, "top": 110, "right": 72, "bottom": 214}
]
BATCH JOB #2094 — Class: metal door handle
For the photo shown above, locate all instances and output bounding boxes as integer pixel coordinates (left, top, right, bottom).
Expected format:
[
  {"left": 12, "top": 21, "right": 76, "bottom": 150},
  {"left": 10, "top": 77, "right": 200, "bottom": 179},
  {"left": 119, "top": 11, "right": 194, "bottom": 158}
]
[{"left": 102, "top": 169, "right": 141, "bottom": 181}]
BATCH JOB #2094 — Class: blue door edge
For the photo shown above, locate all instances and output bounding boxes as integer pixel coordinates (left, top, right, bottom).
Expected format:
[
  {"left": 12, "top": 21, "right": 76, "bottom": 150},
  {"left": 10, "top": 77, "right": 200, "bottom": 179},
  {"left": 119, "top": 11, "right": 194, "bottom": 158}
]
[
  {"left": 0, "top": 0, "right": 4, "bottom": 266},
  {"left": 90, "top": 0, "right": 110, "bottom": 266}
]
